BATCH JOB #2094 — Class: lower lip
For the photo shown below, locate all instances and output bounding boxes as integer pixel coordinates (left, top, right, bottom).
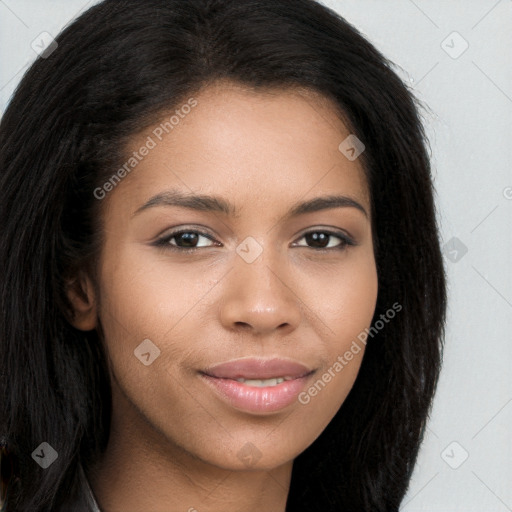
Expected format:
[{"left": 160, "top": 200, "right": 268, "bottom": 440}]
[{"left": 200, "top": 373, "right": 313, "bottom": 413}]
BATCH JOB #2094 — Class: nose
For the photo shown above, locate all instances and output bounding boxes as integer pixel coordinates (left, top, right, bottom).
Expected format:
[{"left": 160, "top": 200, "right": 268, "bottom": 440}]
[{"left": 219, "top": 247, "right": 302, "bottom": 336}]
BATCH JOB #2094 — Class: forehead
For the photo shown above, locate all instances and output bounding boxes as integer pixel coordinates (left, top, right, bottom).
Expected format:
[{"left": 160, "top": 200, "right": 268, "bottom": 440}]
[{"left": 108, "top": 81, "right": 370, "bottom": 217}]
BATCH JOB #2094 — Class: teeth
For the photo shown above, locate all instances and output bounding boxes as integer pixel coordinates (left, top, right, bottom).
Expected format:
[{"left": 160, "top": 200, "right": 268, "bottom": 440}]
[{"left": 235, "top": 377, "right": 286, "bottom": 387}]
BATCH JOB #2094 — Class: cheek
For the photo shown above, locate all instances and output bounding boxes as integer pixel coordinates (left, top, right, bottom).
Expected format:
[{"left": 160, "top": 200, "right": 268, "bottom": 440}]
[
  {"left": 294, "top": 252, "right": 377, "bottom": 414},
  {"left": 98, "top": 244, "right": 212, "bottom": 334},
  {"left": 96, "top": 244, "right": 223, "bottom": 391},
  {"left": 299, "top": 250, "right": 378, "bottom": 339},
  {"left": 96, "top": 248, "right": 200, "bottom": 428}
]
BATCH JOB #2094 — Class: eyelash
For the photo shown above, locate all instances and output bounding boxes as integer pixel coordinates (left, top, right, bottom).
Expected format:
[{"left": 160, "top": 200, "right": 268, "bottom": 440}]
[{"left": 152, "top": 227, "right": 356, "bottom": 253}]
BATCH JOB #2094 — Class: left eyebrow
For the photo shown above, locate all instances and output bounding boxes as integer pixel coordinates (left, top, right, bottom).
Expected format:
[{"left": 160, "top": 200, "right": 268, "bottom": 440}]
[
  {"left": 286, "top": 194, "right": 368, "bottom": 219},
  {"left": 132, "top": 189, "right": 368, "bottom": 219}
]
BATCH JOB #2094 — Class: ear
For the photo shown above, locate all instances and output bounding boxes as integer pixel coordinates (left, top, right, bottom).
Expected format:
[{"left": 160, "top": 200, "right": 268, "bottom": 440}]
[{"left": 65, "top": 271, "right": 98, "bottom": 331}]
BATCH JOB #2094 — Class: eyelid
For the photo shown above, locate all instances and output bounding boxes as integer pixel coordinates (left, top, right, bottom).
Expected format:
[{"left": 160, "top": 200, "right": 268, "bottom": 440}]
[
  {"left": 154, "top": 224, "right": 215, "bottom": 240},
  {"left": 291, "top": 229, "right": 356, "bottom": 251},
  {"left": 294, "top": 226, "right": 355, "bottom": 243},
  {"left": 151, "top": 226, "right": 219, "bottom": 254}
]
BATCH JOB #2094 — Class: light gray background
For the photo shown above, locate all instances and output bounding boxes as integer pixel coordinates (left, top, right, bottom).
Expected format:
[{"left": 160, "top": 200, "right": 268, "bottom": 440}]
[{"left": 1, "top": 1, "right": 511, "bottom": 510}]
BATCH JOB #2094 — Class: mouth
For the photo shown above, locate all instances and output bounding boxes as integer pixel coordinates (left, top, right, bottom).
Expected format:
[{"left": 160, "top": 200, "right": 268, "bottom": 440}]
[
  {"left": 199, "top": 357, "right": 315, "bottom": 413},
  {"left": 202, "top": 356, "right": 313, "bottom": 380},
  {"left": 229, "top": 376, "right": 297, "bottom": 387}
]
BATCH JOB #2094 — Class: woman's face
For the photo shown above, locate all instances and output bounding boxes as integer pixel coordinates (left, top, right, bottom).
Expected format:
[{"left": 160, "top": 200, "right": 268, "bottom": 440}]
[{"left": 83, "top": 81, "right": 378, "bottom": 472}]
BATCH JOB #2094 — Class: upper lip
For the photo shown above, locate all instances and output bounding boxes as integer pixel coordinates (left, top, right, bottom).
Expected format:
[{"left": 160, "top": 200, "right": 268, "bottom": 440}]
[{"left": 202, "top": 357, "right": 314, "bottom": 380}]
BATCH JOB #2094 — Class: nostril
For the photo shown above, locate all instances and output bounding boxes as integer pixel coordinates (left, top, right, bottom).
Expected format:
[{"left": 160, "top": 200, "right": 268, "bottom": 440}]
[{"left": 234, "top": 322, "right": 251, "bottom": 329}]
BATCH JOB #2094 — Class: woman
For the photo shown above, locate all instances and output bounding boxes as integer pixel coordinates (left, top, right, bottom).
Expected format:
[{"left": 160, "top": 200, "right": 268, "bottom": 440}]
[{"left": 0, "top": 0, "right": 446, "bottom": 510}]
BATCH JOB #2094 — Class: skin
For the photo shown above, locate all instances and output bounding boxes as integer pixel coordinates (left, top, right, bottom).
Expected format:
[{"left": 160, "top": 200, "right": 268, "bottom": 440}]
[{"left": 68, "top": 80, "right": 378, "bottom": 512}]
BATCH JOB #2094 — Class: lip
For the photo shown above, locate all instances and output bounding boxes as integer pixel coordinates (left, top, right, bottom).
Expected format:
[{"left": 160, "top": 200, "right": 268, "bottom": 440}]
[
  {"left": 200, "top": 357, "right": 315, "bottom": 414},
  {"left": 203, "top": 357, "right": 313, "bottom": 380}
]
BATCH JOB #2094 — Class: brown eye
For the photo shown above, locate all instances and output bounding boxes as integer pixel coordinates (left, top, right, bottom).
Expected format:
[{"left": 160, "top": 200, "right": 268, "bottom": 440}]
[
  {"left": 154, "top": 229, "right": 219, "bottom": 251},
  {"left": 171, "top": 232, "right": 201, "bottom": 248},
  {"left": 294, "top": 230, "right": 354, "bottom": 251}
]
